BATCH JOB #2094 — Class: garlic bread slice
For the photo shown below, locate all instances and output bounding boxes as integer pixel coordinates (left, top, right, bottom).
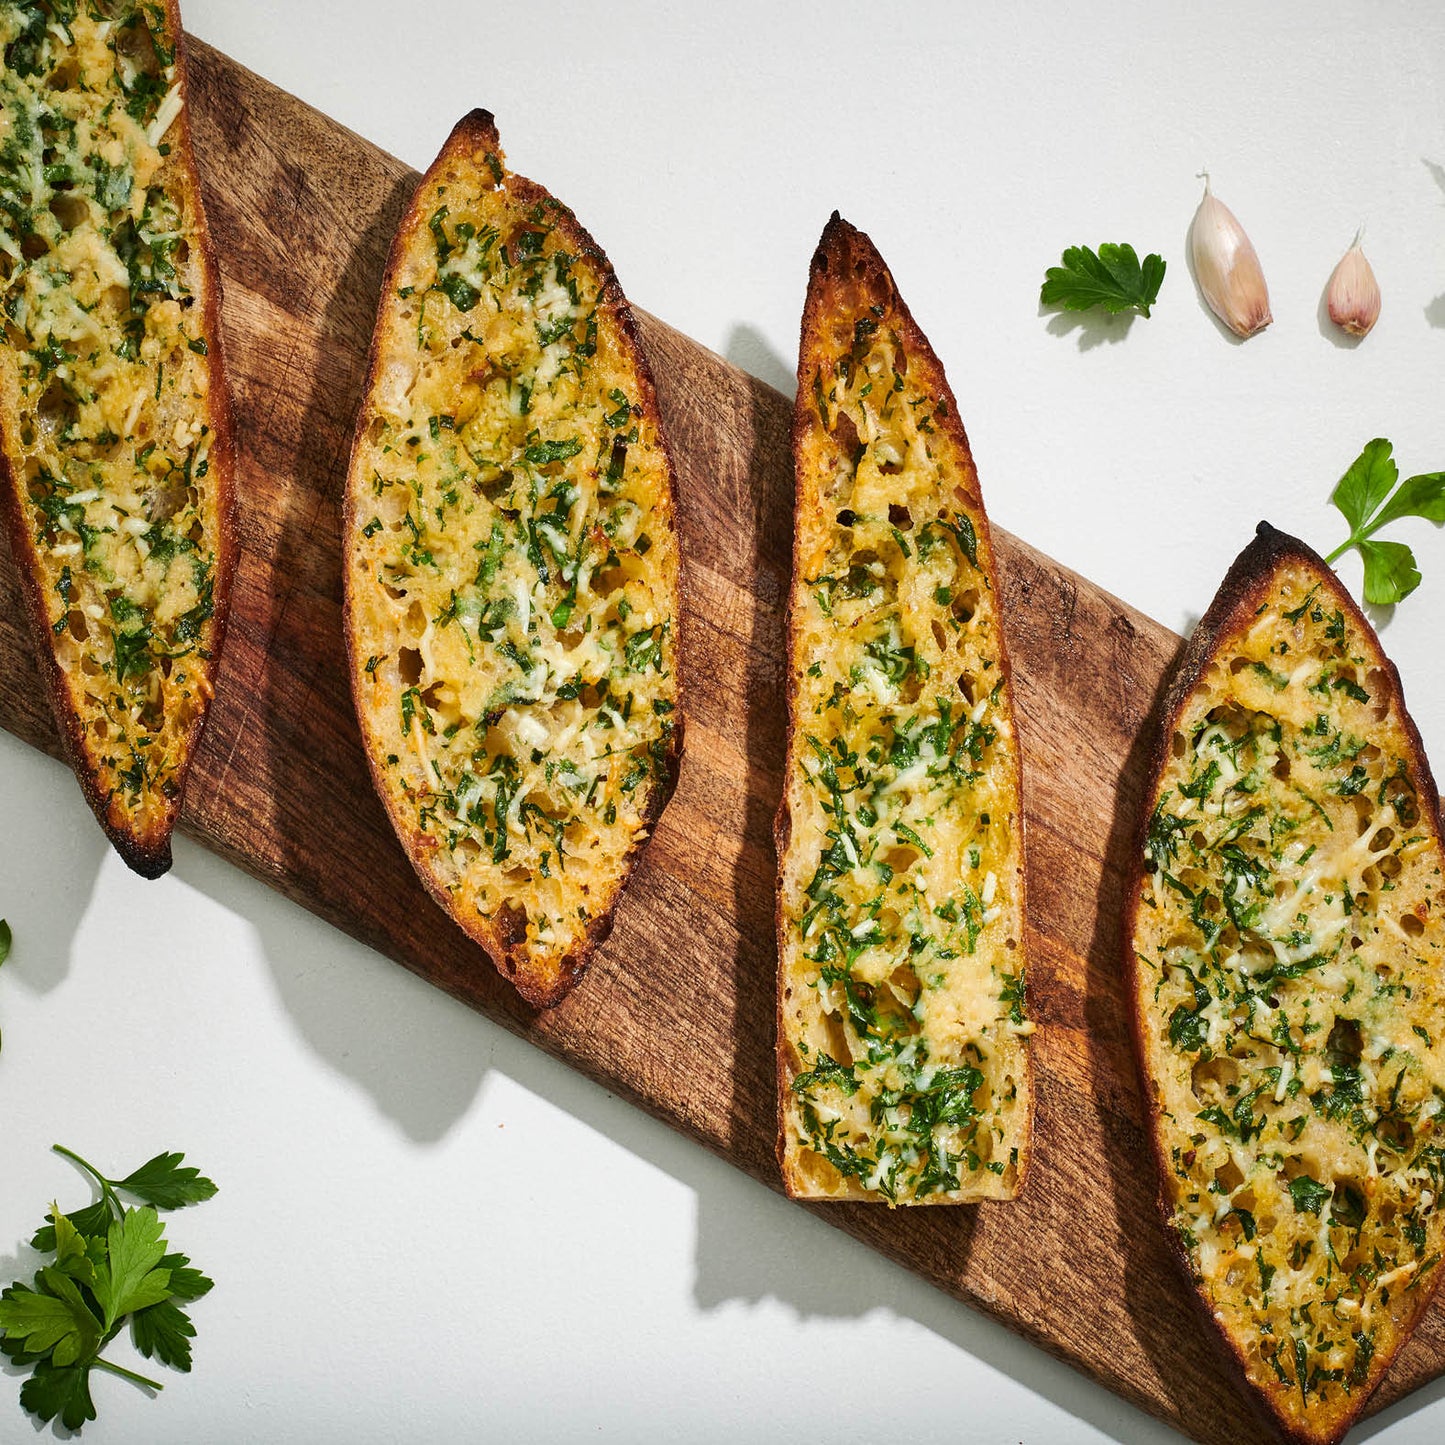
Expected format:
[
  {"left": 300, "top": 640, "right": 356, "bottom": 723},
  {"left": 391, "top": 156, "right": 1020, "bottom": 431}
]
[
  {"left": 1126, "top": 524, "right": 1445, "bottom": 1445},
  {"left": 776, "top": 215, "right": 1032, "bottom": 1203},
  {"left": 0, "top": 0, "right": 236, "bottom": 876},
  {"left": 344, "top": 112, "right": 682, "bottom": 1009}
]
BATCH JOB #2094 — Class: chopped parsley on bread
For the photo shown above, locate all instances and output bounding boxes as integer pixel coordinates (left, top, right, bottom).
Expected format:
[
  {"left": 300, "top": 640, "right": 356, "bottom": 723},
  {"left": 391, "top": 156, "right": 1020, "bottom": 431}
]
[
  {"left": 776, "top": 215, "right": 1032, "bottom": 1204},
  {"left": 344, "top": 111, "right": 683, "bottom": 1009},
  {"left": 1126, "top": 523, "right": 1445, "bottom": 1444},
  {"left": 0, "top": 0, "right": 236, "bottom": 877}
]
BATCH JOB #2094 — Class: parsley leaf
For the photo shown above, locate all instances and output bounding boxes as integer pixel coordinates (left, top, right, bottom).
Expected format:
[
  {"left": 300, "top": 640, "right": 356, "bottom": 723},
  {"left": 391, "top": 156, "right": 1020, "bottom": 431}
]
[
  {"left": 18, "top": 1361, "right": 96, "bottom": 1431},
  {"left": 1326, "top": 439, "right": 1445, "bottom": 605},
  {"left": 1372, "top": 469, "right": 1445, "bottom": 530},
  {"left": 1040, "top": 243, "right": 1166, "bottom": 317},
  {"left": 1355, "top": 539, "right": 1421, "bottom": 606},
  {"left": 116, "top": 1153, "right": 220, "bottom": 1211},
  {"left": 93, "top": 1209, "right": 172, "bottom": 1329},
  {"left": 131, "top": 1301, "right": 196, "bottom": 1372},
  {"left": 792, "top": 1053, "right": 858, "bottom": 1096},
  {"left": 156, "top": 1254, "right": 213, "bottom": 1304},
  {"left": 524, "top": 437, "right": 583, "bottom": 467},
  {"left": 915, "top": 1065, "right": 985, "bottom": 1127},
  {"left": 50, "top": 1210, "right": 95, "bottom": 1277},
  {"left": 1330, "top": 437, "right": 1399, "bottom": 534},
  {"left": 1167, "top": 985, "right": 1211, "bottom": 1052},
  {"left": 1288, "top": 1174, "right": 1331, "bottom": 1215},
  {"left": 92, "top": 161, "right": 133, "bottom": 214},
  {"left": 436, "top": 273, "right": 480, "bottom": 312},
  {"left": 939, "top": 515, "right": 979, "bottom": 568},
  {"left": 0, "top": 1276, "right": 101, "bottom": 1367},
  {"left": 30, "top": 1198, "right": 112, "bottom": 1253}
]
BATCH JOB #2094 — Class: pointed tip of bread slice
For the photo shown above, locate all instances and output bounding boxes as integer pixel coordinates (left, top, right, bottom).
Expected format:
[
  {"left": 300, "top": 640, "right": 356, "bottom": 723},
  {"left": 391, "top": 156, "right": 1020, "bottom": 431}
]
[{"left": 447, "top": 107, "right": 504, "bottom": 163}]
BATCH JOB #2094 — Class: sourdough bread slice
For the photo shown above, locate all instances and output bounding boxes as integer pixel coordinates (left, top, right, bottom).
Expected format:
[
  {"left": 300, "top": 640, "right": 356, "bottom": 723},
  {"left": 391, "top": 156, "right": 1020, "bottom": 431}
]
[
  {"left": 0, "top": 0, "right": 237, "bottom": 876},
  {"left": 343, "top": 112, "right": 683, "bottom": 1009},
  {"left": 1126, "top": 523, "right": 1445, "bottom": 1444},
  {"left": 776, "top": 215, "right": 1032, "bottom": 1203}
]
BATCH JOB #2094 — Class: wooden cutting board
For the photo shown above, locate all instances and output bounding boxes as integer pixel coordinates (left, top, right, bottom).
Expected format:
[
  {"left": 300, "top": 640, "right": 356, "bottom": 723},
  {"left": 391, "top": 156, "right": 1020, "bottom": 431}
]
[{"left": 1, "top": 41, "right": 1441, "bottom": 1443}]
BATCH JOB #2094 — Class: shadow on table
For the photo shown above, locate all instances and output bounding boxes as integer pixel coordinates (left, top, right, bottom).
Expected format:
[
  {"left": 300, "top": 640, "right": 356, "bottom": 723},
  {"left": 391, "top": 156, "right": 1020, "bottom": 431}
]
[
  {"left": 1424, "top": 160, "right": 1445, "bottom": 332},
  {"left": 176, "top": 837, "right": 489, "bottom": 1146},
  {"left": 204, "top": 857, "right": 1189, "bottom": 1445},
  {"left": 1042, "top": 300, "right": 1140, "bottom": 351},
  {"left": 1357, "top": 1376, "right": 1445, "bottom": 1441},
  {"left": 0, "top": 732, "right": 109, "bottom": 999}
]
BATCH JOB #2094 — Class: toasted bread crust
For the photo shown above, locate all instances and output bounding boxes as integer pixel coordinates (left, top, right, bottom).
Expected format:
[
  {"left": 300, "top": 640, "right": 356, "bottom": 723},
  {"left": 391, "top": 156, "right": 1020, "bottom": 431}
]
[
  {"left": 343, "top": 111, "right": 683, "bottom": 1008},
  {"left": 1124, "top": 523, "right": 1445, "bottom": 1445},
  {"left": 0, "top": 0, "right": 237, "bottom": 877},
  {"left": 775, "top": 214, "right": 1032, "bottom": 1202}
]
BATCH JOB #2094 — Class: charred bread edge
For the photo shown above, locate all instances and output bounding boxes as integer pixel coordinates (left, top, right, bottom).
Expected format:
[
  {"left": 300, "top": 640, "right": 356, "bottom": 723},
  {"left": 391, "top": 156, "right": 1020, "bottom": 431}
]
[
  {"left": 0, "top": 0, "right": 238, "bottom": 880},
  {"left": 774, "top": 211, "right": 1032, "bottom": 1199},
  {"left": 1121, "top": 520, "right": 1445, "bottom": 1445},
  {"left": 340, "top": 109, "right": 685, "bottom": 1010}
]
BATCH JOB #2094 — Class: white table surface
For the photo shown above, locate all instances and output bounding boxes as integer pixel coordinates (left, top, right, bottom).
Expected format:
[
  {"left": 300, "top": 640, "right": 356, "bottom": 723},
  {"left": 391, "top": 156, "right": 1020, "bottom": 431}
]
[{"left": 4, "top": 2, "right": 1444, "bottom": 1441}]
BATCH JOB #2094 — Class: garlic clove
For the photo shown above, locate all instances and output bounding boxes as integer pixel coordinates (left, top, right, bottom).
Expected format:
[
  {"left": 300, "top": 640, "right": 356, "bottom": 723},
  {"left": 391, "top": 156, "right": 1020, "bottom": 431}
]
[
  {"left": 1327, "top": 233, "right": 1381, "bottom": 337},
  {"left": 1189, "top": 176, "right": 1272, "bottom": 338}
]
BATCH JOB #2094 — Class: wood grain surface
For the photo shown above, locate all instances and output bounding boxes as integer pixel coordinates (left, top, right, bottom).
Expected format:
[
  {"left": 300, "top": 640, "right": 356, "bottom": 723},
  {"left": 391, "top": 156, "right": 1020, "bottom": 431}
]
[{"left": 1, "top": 41, "right": 1440, "bottom": 1443}]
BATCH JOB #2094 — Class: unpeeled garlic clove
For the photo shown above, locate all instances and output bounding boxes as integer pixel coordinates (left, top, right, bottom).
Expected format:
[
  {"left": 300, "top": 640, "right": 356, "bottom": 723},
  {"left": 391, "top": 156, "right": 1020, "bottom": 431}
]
[
  {"left": 1189, "top": 176, "right": 1272, "bottom": 338},
  {"left": 1327, "top": 233, "right": 1380, "bottom": 337}
]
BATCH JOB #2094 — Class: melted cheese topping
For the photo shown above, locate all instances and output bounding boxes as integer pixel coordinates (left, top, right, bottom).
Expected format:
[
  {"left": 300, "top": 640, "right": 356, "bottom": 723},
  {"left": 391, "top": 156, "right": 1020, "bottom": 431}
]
[
  {"left": 1134, "top": 562, "right": 1445, "bottom": 1435},
  {"left": 346, "top": 128, "right": 679, "bottom": 995},
  {"left": 0, "top": 2, "right": 223, "bottom": 842},
  {"left": 779, "top": 245, "right": 1029, "bottom": 1204}
]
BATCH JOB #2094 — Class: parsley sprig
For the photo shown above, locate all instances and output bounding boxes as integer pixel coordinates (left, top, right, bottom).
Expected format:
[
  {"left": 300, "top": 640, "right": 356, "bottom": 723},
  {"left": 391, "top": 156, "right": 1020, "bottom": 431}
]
[
  {"left": 1040, "top": 243, "right": 1166, "bottom": 318},
  {"left": 0, "top": 1146, "right": 217, "bottom": 1432},
  {"left": 1326, "top": 439, "right": 1445, "bottom": 605}
]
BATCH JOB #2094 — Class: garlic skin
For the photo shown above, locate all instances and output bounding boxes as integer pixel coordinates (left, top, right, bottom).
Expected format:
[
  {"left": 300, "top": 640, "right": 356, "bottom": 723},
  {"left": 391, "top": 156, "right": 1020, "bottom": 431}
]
[
  {"left": 1189, "top": 177, "right": 1272, "bottom": 338},
  {"left": 1327, "top": 234, "right": 1381, "bottom": 337}
]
